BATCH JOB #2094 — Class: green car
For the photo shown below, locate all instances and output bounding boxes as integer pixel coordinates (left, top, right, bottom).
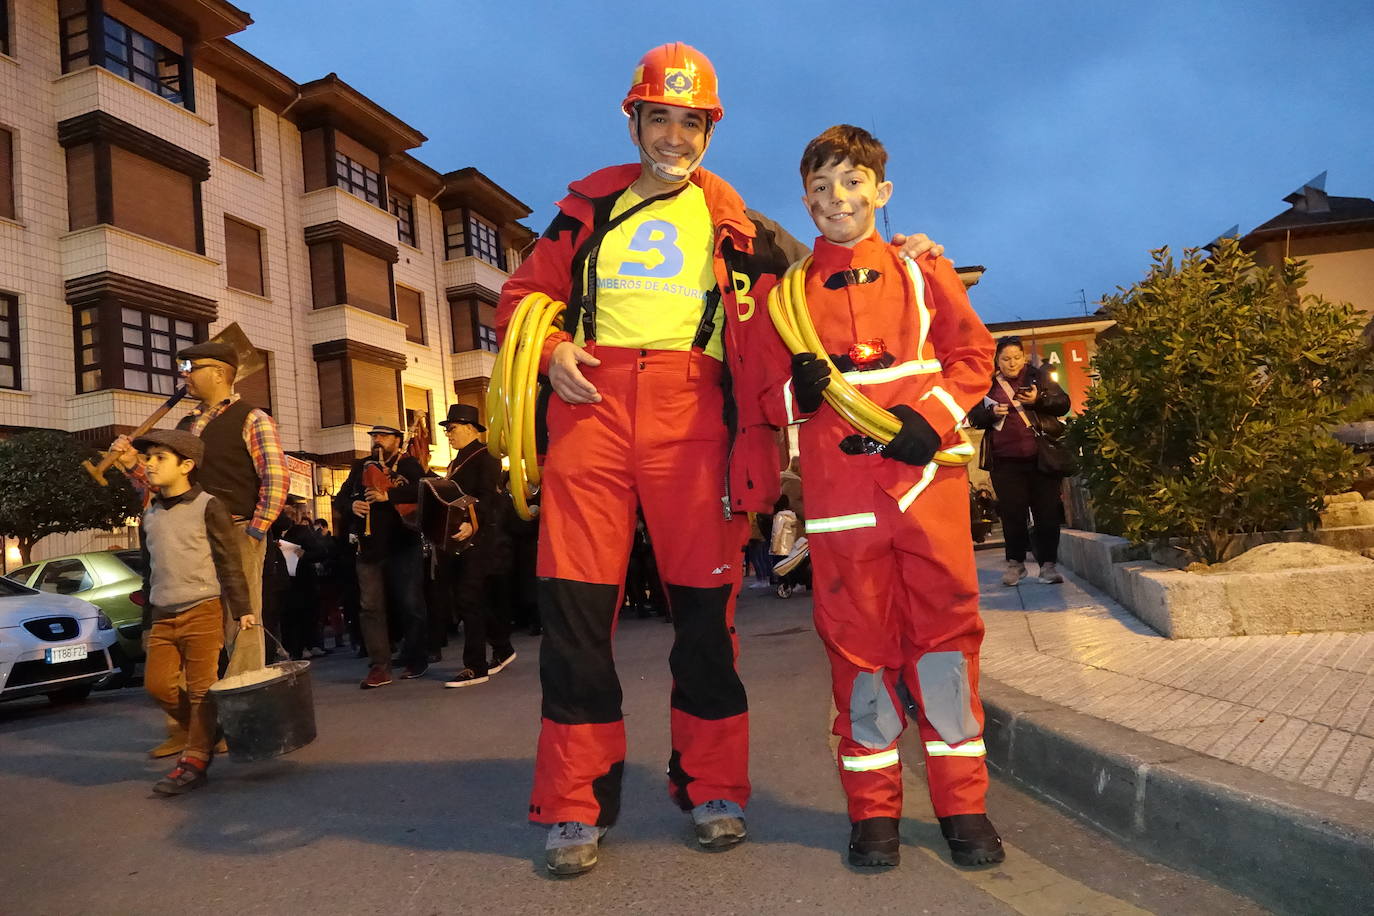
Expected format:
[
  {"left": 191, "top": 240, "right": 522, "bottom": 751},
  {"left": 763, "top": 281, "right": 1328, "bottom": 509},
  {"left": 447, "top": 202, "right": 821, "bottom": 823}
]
[{"left": 5, "top": 549, "right": 146, "bottom": 680}]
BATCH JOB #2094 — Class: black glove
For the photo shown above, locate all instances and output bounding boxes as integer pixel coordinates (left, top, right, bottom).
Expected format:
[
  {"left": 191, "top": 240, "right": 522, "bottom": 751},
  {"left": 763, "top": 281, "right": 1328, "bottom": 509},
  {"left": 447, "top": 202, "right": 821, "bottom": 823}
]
[
  {"left": 791, "top": 352, "right": 832, "bottom": 414},
  {"left": 883, "top": 405, "right": 942, "bottom": 466}
]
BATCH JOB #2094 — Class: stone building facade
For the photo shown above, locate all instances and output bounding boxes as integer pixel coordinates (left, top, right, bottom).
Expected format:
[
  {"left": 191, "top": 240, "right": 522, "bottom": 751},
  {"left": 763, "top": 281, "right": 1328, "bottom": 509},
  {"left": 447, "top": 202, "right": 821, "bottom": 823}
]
[{"left": 0, "top": 1, "right": 533, "bottom": 564}]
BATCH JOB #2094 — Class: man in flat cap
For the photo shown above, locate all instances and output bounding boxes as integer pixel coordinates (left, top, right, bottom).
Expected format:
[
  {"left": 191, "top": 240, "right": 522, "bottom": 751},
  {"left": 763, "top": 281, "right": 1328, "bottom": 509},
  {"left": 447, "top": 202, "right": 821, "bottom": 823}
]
[
  {"left": 334, "top": 423, "right": 427, "bottom": 688},
  {"left": 437, "top": 404, "right": 516, "bottom": 689}
]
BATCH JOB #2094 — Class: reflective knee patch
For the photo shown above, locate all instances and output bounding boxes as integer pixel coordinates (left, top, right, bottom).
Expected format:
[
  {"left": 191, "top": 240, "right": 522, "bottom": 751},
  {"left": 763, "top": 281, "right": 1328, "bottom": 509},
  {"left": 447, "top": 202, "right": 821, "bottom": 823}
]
[
  {"left": 915, "top": 651, "right": 981, "bottom": 745},
  {"left": 848, "top": 669, "right": 904, "bottom": 750}
]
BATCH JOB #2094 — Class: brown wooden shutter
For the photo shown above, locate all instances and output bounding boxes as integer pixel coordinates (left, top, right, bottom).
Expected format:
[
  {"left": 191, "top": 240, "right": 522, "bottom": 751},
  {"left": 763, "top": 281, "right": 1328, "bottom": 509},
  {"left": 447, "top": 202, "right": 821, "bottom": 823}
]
[
  {"left": 351, "top": 360, "right": 400, "bottom": 429},
  {"left": 333, "top": 131, "right": 381, "bottom": 173},
  {"left": 342, "top": 244, "right": 391, "bottom": 317},
  {"left": 224, "top": 216, "right": 264, "bottom": 295},
  {"left": 66, "top": 142, "right": 98, "bottom": 229},
  {"left": 109, "top": 146, "right": 197, "bottom": 251},
  {"left": 449, "top": 298, "right": 475, "bottom": 351},
  {"left": 237, "top": 349, "right": 272, "bottom": 414},
  {"left": 301, "top": 128, "right": 327, "bottom": 192},
  {"left": 216, "top": 91, "right": 257, "bottom": 171},
  {"left": 316, "top": 358, "right": 346, "bottom": 427},
  {"left": 0, "top": 128, "right": 13, "bottom": 221},
  {"left": 309, "top": 243, "right": 336, "bottom": 309},
  {"left": 396, "top": 285, "right": 424, "bottom": 343}
]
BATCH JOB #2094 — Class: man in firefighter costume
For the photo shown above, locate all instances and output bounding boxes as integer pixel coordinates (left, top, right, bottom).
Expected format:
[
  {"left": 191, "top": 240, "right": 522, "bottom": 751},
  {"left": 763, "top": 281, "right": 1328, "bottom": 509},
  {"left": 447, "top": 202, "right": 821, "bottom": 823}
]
[
  {"left": 762, "top": 125, "right": 1005, "bottom": 869},
  {"left": 497, "top": 45, "right": 943, "bottom": 877}
]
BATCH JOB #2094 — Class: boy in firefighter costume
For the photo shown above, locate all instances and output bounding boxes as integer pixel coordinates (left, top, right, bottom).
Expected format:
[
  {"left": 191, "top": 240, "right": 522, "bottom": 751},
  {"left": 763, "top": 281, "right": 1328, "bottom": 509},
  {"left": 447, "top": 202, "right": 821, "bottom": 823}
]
[{"left": 763, "top": 125, "right": 1005, "bottom": 868}]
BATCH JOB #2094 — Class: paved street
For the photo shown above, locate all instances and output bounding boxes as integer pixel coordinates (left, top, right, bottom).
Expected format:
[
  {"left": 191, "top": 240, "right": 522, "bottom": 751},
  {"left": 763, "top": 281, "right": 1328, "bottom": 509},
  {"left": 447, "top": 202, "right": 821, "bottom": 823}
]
[{"left": 3, "top": 590, "right": 1265, "bottom": 916}]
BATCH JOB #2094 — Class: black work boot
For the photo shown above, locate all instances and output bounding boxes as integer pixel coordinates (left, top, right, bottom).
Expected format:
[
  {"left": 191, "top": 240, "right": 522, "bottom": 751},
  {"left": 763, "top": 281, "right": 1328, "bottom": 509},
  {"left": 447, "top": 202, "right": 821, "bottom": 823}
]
[
  {"left": 938, "top": 813, "right": 1005, "bottom": 866},
  {"left": 848, "top": 816, "right": 900, "bottom": 867}
]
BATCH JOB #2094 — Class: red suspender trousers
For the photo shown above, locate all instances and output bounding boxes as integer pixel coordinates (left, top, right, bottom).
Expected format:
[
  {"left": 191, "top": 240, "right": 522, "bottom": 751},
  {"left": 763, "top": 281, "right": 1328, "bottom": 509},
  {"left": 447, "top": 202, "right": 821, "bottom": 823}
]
[{"left": 530, "top": 347, "right": 750, "bottom": 826}]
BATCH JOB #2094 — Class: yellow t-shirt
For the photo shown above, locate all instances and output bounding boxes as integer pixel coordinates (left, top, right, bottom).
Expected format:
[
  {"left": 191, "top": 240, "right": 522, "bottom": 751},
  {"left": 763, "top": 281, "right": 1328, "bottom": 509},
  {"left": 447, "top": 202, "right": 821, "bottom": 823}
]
[{"left": 578, "top": 182, "right": 723, "bottom": 360}]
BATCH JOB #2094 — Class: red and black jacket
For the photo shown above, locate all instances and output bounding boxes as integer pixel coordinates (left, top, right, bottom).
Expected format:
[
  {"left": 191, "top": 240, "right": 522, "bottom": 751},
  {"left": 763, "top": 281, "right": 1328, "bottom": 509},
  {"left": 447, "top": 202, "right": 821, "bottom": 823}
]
[{"left": 497, "top": 164, "right": 802, "bottom": 515}]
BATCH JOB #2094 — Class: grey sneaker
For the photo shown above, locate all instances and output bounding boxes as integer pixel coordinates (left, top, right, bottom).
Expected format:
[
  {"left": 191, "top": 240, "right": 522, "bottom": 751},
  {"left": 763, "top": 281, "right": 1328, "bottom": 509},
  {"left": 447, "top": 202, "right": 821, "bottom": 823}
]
[
  {"left": 1000, "top": 561, "right": 1027, "bottom": 587},
  {"left": 1039, "top": 562, "right": 1064, "bottom": 584},
  {"left": 691, "top": 799, "right": 747, "bottom": 850},
  {"left": 545, "top": 821, "right": 606, "bottom": 877}
]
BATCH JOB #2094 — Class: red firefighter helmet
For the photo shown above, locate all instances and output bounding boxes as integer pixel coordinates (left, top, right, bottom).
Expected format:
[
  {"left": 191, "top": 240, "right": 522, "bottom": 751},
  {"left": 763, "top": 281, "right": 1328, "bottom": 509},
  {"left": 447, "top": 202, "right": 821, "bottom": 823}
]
[{"left": 622, "top": 42, "right": 724, "bottom": 123}]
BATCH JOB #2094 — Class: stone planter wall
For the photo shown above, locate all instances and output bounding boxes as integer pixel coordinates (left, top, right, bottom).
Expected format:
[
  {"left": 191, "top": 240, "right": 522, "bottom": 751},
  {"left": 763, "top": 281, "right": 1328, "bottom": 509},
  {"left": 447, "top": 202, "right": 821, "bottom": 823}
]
[{"left": 1057, "top": 529, "right": 1374, "bottom": 638}]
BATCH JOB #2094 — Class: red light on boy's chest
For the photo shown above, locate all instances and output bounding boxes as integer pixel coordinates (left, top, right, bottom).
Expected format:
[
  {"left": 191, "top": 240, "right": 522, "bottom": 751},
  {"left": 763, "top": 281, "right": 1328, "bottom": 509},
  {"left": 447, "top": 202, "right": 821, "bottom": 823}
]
[{"left": 848, "top": 339, "right": 887, "bottom": 366}]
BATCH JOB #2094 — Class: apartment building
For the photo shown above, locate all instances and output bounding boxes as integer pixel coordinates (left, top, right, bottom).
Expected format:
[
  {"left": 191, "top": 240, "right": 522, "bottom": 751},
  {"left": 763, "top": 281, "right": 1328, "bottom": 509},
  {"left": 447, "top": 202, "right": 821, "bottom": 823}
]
[{"left": 0, "top": 1, "right": 534, "bottom": 561}]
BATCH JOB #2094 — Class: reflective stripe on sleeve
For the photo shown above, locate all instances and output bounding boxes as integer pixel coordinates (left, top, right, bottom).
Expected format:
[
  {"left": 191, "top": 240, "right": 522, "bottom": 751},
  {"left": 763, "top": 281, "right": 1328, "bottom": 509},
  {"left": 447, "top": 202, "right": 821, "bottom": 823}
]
[
  {"left": 841, "top": 747, "right": 900, "bottom": 772},
  {"left": 921, "top": 384, "right": 967, "bottom": 425},
  {"left": 841, "top": 358, "right": 944, "bottom": 385},
  {"left": 806, "top": 512, "right": 878, "bottom": 534},
  {"left": 924, "top": 738, "right": 987, "bottom": 758},
  {"left": 903, "top": 256, "right": 931, "bottom": 358}
]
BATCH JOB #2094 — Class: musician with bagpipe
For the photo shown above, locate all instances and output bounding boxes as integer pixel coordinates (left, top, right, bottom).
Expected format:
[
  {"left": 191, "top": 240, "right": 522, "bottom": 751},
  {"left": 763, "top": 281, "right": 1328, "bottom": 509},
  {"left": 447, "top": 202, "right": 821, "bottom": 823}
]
[
  {"left": 429, "top": 404, "right": 516, "bottom": 689},
  {"left": 333, "top": 423, "right": 426, "bottom": 689}
]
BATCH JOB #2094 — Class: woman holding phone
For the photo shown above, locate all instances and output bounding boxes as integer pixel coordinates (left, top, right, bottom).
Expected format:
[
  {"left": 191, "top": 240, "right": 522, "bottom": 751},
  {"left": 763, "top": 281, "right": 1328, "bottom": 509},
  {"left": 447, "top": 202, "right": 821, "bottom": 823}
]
[{"left": 968, "top": 337, "right": 1072, "bottom": 586}]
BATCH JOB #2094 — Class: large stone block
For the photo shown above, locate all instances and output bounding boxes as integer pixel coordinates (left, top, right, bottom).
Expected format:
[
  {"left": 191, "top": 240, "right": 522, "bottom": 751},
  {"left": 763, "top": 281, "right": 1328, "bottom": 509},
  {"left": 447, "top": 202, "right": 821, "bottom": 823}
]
[{"left": 1115, "top": 559, "right": 1374, "bottom": 637}]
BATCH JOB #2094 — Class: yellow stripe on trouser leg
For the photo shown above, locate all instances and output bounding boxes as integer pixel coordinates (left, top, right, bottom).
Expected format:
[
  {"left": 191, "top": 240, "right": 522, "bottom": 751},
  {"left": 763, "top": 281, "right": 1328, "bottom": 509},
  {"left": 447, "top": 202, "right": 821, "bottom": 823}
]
[
  {"left": 925, "top": 738, "right": 987, "bottom": 758},
  {"left": 841, "top": 747, "right": 901, "bottom": 772}
]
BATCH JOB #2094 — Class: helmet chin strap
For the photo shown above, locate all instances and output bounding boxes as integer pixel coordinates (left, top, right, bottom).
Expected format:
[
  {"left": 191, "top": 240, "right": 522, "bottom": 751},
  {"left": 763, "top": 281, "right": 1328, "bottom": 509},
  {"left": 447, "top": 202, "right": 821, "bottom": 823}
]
[{"left": 635, "top": 106, "right": 712, "bottom": 184}]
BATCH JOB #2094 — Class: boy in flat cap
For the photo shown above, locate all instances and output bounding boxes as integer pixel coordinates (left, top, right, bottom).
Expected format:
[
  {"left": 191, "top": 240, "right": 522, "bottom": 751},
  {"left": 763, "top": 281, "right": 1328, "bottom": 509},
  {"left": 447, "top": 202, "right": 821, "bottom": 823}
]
[{"left": 135, "top": 428, "right": 254, "bottom": 796}]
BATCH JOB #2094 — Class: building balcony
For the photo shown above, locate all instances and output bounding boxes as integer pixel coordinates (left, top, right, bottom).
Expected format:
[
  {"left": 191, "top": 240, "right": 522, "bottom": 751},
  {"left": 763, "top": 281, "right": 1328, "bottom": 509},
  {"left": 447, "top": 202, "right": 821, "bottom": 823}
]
[
  {"left": 60, "top": 224, "right": 220, "bottom": 301},
  {"left": 53, "top": 67, "right": 215, "bottom": 163},
  {"left": 441, "top": 255, "right": 508, "bottom": 299},
  {"left": 65, "top": 388, "right": 192, "bottom": 441},
  {"left": 305, "top": 304, "right": 408, "bottom": 354},
  {"left": 451, "top": 348, "right": 496, "bottom": 383},
  {"left": 312, "top": 424, "right": 376, "bottom": 461},
  {"left": 301, "top": 187, "right": 399, "bottom": 248}
]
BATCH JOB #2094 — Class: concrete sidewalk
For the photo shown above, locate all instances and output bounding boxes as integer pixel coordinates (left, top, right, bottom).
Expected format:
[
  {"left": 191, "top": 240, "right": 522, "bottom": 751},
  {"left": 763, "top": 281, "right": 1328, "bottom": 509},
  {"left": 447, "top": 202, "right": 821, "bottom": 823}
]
[{"left": 974, "top": 550, "right": 1374, "bottom": 913}]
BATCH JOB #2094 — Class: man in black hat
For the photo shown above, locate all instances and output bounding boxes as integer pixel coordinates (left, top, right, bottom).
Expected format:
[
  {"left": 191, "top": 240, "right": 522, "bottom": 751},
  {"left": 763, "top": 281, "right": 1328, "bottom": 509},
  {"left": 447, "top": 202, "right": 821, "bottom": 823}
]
[
  {"left": 437, "top": 404, "right": 516, "bottom": 688},
  {"left": 334, "top": 424, "right": 426, "bottom": 688}
]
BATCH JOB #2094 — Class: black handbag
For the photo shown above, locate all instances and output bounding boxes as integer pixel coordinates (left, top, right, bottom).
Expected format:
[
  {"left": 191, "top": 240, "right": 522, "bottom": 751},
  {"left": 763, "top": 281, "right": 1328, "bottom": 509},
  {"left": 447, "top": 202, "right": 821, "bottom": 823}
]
[{"left": 1032, "top": 417, "right": 1074, "bottom": 476}]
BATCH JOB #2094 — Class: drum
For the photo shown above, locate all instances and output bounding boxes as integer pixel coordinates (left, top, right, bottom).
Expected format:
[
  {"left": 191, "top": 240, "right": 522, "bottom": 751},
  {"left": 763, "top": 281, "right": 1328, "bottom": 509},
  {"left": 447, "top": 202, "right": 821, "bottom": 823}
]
[{"left": 419, "top": 477, "right": 479, "bottom": 555}]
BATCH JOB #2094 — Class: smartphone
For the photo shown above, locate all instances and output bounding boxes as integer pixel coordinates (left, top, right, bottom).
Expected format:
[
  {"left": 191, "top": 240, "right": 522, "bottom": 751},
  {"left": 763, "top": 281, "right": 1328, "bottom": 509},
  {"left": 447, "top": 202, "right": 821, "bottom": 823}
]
[{"left": 1016, "top": 385, "right": 1035, "bottom": 395}]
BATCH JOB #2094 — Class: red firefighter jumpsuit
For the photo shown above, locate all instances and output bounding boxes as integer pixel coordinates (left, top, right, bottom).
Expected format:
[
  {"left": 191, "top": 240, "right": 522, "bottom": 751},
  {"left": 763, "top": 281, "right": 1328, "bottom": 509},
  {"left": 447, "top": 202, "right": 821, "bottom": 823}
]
[
  {"left": 762, "top": 232, "right": 996, "bottom": 821},
  {"left": 497, "top": 164, "right": 795, "bottom": 828}
]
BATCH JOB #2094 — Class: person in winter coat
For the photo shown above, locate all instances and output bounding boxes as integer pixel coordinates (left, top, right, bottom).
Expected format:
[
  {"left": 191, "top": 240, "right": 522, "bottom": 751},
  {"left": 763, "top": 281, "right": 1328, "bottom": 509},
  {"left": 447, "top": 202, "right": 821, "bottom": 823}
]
[{"left": 967, "top": 336, "right": 1072, "bottom": 586}]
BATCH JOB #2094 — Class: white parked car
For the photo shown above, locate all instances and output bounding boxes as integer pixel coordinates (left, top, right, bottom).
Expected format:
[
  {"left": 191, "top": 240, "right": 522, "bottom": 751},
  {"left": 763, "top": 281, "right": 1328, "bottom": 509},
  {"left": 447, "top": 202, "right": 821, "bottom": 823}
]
[{"left": 0, "top": 572, "right": 117, "bottom": 705}]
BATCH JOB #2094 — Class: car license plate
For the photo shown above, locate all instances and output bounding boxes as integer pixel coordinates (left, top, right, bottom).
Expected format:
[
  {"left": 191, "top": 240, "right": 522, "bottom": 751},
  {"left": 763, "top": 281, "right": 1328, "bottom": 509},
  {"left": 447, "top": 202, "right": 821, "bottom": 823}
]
[{"left": 45, "top": 644, "right": 89, "bottom": 664}]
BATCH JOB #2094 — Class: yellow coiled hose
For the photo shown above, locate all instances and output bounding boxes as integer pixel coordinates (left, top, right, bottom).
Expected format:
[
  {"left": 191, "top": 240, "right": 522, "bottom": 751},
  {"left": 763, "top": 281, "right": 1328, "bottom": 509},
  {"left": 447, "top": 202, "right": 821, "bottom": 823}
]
[
  {"left": 486, "top": 293, "right": 566, "bottom": 520},
  {"left": 767, "top": 257, "right": 973, "bottom": 466}
]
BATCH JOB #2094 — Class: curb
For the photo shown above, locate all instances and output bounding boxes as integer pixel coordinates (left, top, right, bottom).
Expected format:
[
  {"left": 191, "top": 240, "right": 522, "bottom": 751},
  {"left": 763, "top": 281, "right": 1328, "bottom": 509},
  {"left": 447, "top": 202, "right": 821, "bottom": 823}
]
[{"left": 980, "top": 676, "right": 1374, "bottom": 915}]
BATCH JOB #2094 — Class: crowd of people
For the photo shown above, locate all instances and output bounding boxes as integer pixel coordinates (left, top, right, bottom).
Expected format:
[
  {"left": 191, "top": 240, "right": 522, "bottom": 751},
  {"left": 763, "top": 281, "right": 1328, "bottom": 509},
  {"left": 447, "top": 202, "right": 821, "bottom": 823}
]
[{"left": 99, "top": 38, "right": 1093, "bottom": 880}]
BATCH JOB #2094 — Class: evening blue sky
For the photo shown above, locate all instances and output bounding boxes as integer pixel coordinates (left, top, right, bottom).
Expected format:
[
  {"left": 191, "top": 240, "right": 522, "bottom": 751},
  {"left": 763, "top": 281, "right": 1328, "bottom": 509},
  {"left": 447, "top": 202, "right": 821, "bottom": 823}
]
[{"left": 236, "top": 1, "right": 1374, "bottom": 324}]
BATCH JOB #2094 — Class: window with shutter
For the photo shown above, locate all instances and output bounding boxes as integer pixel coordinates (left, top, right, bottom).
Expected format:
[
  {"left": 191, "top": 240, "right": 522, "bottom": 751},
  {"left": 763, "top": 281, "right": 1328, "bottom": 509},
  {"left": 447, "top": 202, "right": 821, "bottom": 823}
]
[
  {"left": 396, "top": 285, "right": 424, "bottom": 343},
  {"left": 351, "top": 360, "right": 400, "bottom": 429},
  {"left": 316, "top": 358, "right": 346, "bottom": 428},
  {"left": 110, "top": 146, "right": 198, "bottom": 251},
  {"left": 342, "top": 244, "right": 392, "bottom": 318},
  {"left": 0, "top": 127, "right": 13, "bottom": 221},
  {"left": 224, "top": 216, "right": 265, "bottom": 295},
  {"left": 216, "top": 91, "right": 257, "bottom": 171}
]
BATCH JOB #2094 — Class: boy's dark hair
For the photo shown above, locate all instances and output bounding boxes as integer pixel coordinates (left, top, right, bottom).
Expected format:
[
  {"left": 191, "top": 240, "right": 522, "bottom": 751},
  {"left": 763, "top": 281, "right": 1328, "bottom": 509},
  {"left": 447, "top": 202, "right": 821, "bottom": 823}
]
[{"left": 800, "top": 125, "right": 887, "bottom": 183}]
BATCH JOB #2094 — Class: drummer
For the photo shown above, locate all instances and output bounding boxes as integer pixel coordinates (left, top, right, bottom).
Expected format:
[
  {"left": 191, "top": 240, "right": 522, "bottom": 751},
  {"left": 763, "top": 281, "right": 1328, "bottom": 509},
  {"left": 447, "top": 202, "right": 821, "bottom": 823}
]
[
  {"left": 438, "top": 404, "right": 517, "bottom": 689},
  {"left": 135, "top": 428, "right": 254, "bottom": 797}
]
